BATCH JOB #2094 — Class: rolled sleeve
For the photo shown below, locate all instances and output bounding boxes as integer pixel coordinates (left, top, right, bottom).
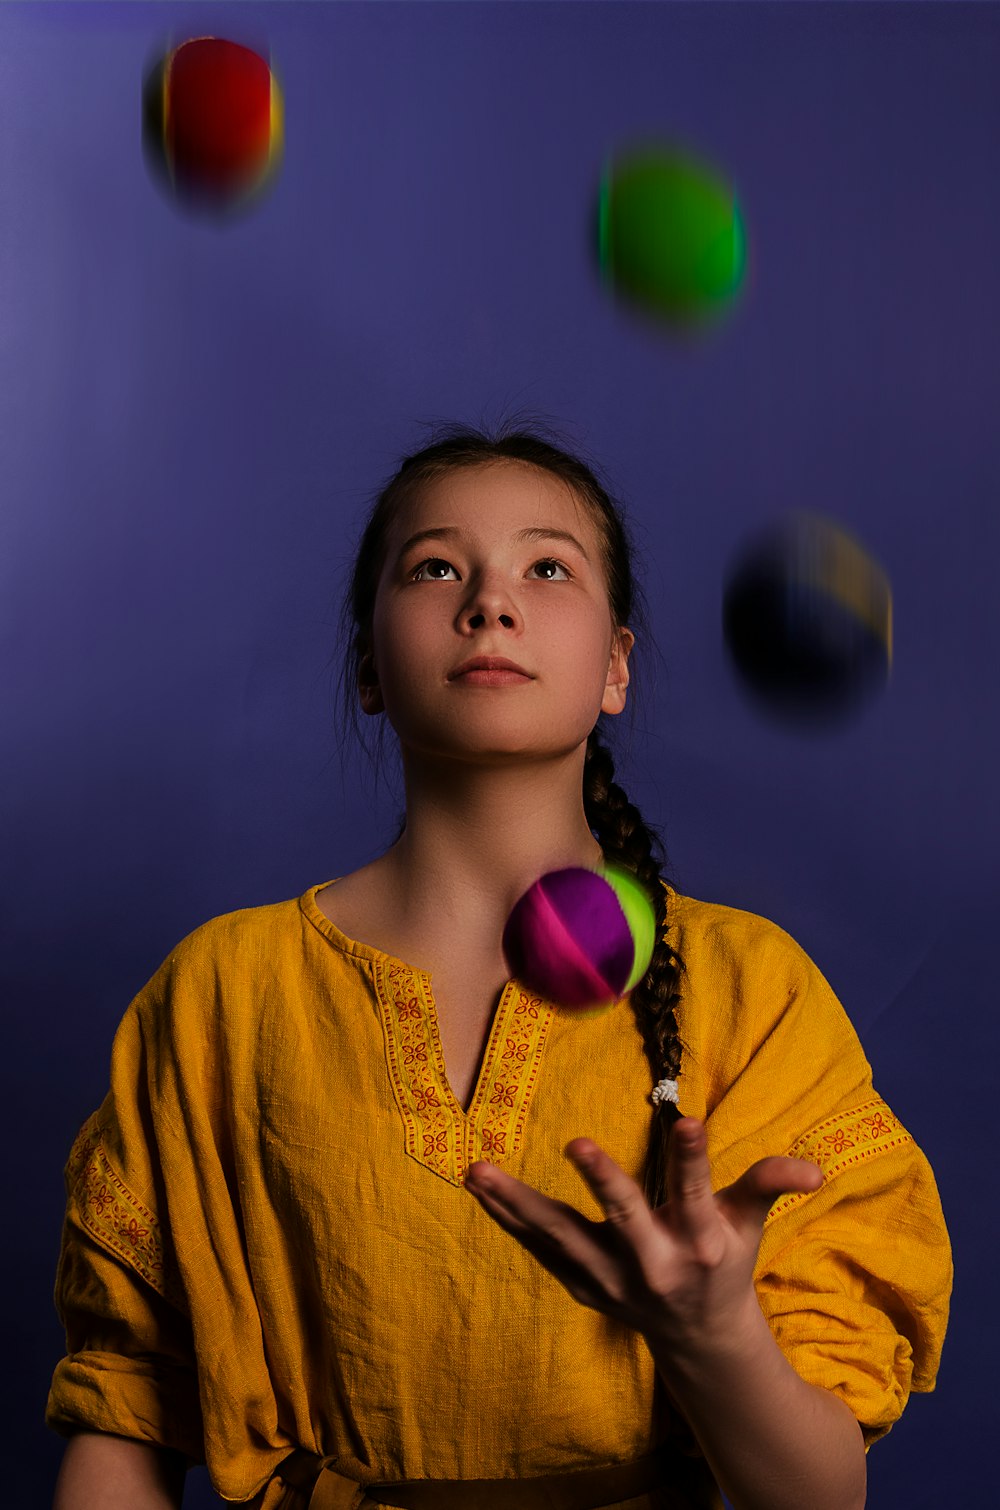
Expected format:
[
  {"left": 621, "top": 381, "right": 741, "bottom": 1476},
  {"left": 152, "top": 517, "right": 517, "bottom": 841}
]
[
  {"left": 672, "top": 899, "right": 954, "bottom": 1454},
  {"left": 45, "top": 930, "right": 298, "bottom": 1504},
  {"left": 45, "top": 1112, "right": 206, "bottom": 1465},
  {"left": 754, "top": 1101, "right": 953, "bottom": 1450}
]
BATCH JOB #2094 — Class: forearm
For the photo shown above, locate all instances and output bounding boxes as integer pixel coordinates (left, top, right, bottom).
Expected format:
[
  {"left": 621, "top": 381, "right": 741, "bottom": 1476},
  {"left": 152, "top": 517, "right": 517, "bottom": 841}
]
[
  {"left": 52, "top": 1431, "right": 186, "bottom": 1510},
  {"left": 647, "top": 1297, "right": 867, "bottom": 1510}
]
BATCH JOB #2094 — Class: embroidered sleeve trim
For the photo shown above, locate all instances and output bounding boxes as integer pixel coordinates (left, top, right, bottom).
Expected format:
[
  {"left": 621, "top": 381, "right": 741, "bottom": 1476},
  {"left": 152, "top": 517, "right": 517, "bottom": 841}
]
[
  {"left": 65, "top": 1113, "right": 189, "bottom": 1315},
  {"left": 763, "top": 1095, "right": 914, "bottom": 1225}
]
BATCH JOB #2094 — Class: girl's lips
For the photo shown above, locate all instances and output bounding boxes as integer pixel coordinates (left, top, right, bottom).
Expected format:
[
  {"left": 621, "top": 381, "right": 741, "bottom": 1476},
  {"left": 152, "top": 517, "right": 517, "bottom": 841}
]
[{"left": 452, "top": 669, "right": 533, "bottom": 685}]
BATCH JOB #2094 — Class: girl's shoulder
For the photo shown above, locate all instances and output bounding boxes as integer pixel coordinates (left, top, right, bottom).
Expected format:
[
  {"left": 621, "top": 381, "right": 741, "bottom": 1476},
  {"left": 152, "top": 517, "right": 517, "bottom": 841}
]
[
  {"left": 171, "top": 890, "right": 307, "bottom": 958},
  {"left": 663, "top": 885, "right": 870, "bottom": 1144},
  {"left": 120, "top": 887, "right": 345, "bottom": 1051},
  {"left": 138, "top": 886, "right": 331, "bottom": 1000},
  {"left": 662, "top": 880, "right": 809, "bottom": 967}
]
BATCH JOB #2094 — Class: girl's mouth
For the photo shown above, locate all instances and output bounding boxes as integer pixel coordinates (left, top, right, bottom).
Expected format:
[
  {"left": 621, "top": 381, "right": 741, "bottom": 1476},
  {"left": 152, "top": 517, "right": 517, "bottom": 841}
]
[{"left": 452, "top": 669, "right": 533, "bottom": 686}]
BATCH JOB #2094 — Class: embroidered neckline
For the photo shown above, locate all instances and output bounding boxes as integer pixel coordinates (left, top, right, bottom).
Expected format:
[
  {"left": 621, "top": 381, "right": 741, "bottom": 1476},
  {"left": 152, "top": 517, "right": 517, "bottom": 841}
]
[
  {"left": 375, "top": 957, "right": 555, "bottom": 1184},
  {"left": 299, "top": 881, "right": 556, "bottom": 1186}
]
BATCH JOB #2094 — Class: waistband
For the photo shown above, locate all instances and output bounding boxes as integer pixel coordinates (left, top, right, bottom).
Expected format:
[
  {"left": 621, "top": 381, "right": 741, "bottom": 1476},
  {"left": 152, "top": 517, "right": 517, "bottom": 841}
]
[{"left": 268, "top": 1441, "right": 719, "bottom": 1509}]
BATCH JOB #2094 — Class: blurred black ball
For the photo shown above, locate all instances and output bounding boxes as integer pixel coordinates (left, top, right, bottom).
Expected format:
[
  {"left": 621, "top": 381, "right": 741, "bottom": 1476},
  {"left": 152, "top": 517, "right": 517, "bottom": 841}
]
[{"left": 723, "top": 512, "right": 892, "bottom": 727}]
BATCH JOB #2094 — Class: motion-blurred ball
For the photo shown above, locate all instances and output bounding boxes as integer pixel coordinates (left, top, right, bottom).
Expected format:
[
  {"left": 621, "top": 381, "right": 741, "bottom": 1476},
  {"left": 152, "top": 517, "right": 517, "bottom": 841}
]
[
  {"left": 502, "top": 865, "right": 657, "bottom": 1011},
  {"left": 597, "top": 143, "right": 747, "bottom": 328},
  {"left": 723, "top": 512, "right": 892, "bottom": 726},
  {"left": 142, "top": 37, "right": 283, "bottom": 213}
]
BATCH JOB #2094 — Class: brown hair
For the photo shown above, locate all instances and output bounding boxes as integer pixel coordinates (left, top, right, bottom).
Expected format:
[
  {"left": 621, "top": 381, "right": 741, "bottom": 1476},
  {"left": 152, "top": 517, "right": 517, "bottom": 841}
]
[{"left": 335, "top": 415, "right": 686, "bottom": 1209}]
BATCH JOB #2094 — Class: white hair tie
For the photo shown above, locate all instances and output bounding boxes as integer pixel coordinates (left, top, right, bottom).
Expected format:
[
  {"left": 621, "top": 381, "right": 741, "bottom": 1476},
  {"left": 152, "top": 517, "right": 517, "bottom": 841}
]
[{"left": 651, "top": 1078, "right": 679, "bottom": 1107}]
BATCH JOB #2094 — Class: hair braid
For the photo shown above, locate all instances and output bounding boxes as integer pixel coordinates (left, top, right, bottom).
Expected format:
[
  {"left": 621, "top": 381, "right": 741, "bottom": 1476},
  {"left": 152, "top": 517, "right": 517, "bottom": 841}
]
[{"left": 582, "top": 728, "right": 685, "bottom": 1211}]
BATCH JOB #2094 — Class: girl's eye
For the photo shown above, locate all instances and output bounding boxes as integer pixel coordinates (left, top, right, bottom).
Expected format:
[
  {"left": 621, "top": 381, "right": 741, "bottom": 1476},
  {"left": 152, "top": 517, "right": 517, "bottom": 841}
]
[
  {"left": 410, "top": 555, "right": 570, "bottom": 576},
  {"left": 531, "top": 558, "right": 570, "bottom": 580},
  {"left": 410, "top": 558, "right": 458, "bottom": 581}
]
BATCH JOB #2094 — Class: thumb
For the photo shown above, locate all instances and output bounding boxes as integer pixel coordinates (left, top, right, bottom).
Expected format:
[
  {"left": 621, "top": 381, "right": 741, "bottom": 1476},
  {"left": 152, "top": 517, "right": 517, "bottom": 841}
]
[{"left": 722, "top": 1155, "right": 824, "bottom": 1229}]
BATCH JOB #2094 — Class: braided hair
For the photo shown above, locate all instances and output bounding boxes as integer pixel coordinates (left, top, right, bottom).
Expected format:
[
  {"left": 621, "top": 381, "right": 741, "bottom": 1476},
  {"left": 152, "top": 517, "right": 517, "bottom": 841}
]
[
  {"left": 335, "top": 413, "right": 686, "bottom": 1210},
  {"left": 581, "top": 731, "right": 685, "bottom": 1210}
]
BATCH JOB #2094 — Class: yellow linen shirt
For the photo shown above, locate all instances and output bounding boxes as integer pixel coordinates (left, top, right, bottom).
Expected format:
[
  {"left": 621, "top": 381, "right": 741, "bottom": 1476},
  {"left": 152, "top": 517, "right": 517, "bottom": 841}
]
[{"left": 45, "top": 880, "right": 952, "bottom": 1506}]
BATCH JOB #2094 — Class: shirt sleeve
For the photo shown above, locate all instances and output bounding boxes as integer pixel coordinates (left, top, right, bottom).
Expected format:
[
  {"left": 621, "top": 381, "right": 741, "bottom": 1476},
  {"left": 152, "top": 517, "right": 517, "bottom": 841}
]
[
  {"left": 675, "top": 904, "right": 954, "bottom": 1452},
  {"left": 45, "top": 918, "right": 306, "bottom": 1502},
  {"left": 44, "top": 947, "right": 209, "bottom": 1464},
  {"left": 45, "top": 1110, "right": 206, "bottom": 1465},
  {"left": 752, "top": 1100, "right": 952, "bottom": 1450}
]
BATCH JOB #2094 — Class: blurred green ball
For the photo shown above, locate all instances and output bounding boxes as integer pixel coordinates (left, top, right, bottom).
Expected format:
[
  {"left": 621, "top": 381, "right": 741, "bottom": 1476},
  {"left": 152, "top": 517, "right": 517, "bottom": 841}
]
[{"left": 597, "top": 144, "right": 747, "bottom": 327}]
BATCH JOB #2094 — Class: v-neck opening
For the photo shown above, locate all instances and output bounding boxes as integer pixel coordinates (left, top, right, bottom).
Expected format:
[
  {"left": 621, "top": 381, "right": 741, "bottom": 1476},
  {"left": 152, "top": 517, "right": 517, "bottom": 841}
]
[{"left": 300, "top": 879, "right": 524, "bottom": 1126}]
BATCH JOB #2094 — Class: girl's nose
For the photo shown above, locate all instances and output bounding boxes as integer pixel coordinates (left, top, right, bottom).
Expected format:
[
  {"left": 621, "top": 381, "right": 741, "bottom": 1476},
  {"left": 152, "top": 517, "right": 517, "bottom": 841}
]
[
  {"left": 465, "top": 606, "right": 517, "bottom": 629},
  {"left": 459, "top": 575, "right": 522, "bottom": 631}
]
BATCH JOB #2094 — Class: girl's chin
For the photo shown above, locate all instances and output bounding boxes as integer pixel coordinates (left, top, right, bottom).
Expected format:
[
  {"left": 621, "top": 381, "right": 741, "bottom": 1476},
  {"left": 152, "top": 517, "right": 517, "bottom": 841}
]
[{"left": 398, "top": 733, "right": 592, "bottom": 766}]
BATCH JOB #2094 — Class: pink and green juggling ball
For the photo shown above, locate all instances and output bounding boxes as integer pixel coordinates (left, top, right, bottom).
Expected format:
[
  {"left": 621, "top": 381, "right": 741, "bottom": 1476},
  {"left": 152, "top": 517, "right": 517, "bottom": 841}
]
[{"left": 502, "top": 865, "right": 657, "bottom": 1011}]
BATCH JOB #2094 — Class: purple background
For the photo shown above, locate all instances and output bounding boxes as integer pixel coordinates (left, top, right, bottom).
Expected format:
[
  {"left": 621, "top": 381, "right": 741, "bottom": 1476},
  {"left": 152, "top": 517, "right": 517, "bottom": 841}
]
[{"left": 6, "top": 3, "right": 994, "bottom": 1504}]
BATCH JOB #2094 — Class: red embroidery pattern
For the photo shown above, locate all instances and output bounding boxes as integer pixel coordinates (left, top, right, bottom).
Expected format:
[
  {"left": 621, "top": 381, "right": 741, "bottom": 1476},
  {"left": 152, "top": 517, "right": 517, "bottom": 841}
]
[
  {"left": 64, "top": 1115, "right": 187, "bottom": 1313},
  {"left": 375, "top": 961, "right": 552, "bottom": 1187},
  {"left": 763, "top": 1095, "right": 914, "bottom": 1225}
]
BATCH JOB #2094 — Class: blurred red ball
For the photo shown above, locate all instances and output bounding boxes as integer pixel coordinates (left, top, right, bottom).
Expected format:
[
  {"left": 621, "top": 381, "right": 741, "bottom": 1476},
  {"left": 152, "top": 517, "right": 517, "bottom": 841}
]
[{"left": 143, "top": 36, "right": 283, "bottom": 211}]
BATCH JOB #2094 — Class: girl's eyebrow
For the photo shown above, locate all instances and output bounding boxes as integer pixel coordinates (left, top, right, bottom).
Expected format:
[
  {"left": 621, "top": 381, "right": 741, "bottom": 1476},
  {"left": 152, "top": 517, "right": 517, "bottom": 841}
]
[{"left": 395, "top": 525, "right": 592, "bottom": 563}]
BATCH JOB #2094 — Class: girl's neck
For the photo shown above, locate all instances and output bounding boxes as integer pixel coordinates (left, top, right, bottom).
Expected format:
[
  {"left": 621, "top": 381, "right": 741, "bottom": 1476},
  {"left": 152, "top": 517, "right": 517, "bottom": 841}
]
[{"left": 374, "top": 753, "right": 604, "bottom": 952}]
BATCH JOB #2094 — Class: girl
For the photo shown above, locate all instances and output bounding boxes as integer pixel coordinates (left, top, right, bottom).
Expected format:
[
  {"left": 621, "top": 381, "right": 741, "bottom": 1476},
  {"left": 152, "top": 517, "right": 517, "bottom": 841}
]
[{"left": 47, "top": 424, "right": 952, "bottom": 1510}]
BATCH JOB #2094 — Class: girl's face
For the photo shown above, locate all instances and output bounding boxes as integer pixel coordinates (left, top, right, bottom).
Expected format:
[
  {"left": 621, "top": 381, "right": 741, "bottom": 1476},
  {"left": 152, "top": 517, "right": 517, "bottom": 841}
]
[{"left": 360, "top": 462, "right": 633, "bottom": 765}]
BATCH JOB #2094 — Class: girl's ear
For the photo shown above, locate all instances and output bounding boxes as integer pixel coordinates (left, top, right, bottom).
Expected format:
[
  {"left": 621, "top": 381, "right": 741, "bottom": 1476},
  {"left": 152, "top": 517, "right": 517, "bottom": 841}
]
[
  {"left": 358, "top": 652, "right": 384, "bottom": 716},
  {"left": 602, "top": 627, "right": 633, "bottom": 717}
]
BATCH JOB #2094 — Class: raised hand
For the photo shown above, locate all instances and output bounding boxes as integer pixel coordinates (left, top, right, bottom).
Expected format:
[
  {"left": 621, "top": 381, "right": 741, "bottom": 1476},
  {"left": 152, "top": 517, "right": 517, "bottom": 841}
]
[{"left": 464, "top": 1117, "right": 823, "bottom": 1349}]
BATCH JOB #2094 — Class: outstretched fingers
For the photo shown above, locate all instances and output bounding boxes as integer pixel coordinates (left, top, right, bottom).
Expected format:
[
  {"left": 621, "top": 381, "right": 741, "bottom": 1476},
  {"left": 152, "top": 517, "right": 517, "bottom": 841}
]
[
  {"left": 665, "top": 1118, "right": 718, "bottom": 1228},
  {"left": 563, "top": 1139, "right": 651, "bottom": 1230},
  {"left": 720, "top": 1153, "right": 824, "bottom": 1234}
]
